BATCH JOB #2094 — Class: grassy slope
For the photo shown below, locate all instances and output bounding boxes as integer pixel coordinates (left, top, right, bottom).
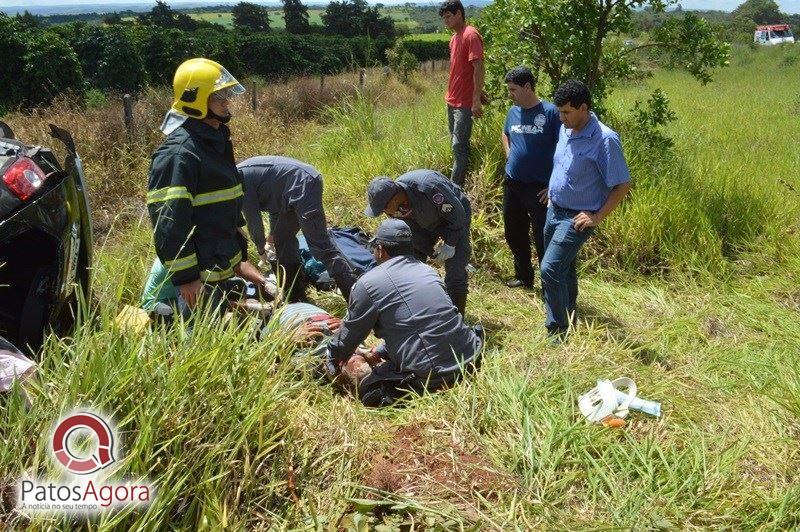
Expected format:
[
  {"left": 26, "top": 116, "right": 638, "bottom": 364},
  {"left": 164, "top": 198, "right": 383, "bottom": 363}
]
[{"left": 1, "top": 49, "right": 800, "bottom": 528}]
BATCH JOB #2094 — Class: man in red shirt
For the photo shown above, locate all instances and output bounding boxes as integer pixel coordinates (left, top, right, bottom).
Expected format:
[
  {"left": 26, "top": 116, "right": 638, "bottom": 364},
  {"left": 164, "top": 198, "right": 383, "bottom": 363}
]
[{"left": 440, "top": 0, "right": 485, "bottom": 188}]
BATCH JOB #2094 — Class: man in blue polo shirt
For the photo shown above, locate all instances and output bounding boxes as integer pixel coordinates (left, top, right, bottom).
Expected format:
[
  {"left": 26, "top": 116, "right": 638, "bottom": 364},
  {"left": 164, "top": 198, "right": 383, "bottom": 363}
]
[
  {"left": 501, "top": 66, "right": 561, "bottom": 289},
  {"left": 543, "top": 79, "right": 632, "bottom": 339}
]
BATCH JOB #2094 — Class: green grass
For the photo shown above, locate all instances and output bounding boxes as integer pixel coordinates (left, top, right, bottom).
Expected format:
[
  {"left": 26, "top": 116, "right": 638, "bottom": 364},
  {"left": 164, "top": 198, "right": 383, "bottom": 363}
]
[
  {"left": 402, "top": 32, "right": 451, "bottom": 42},
  {"left": 1, "top": 47, "right": 800, "bottom": 528}
]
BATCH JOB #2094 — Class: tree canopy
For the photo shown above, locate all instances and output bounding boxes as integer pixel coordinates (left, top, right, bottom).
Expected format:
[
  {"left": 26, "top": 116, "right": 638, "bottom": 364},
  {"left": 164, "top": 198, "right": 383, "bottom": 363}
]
[
  {"left": 232, "top": 2, "right": 271, "bottom": 32},
  {"left": 480, "top": 0, "right": 730, "bottom": 106}
]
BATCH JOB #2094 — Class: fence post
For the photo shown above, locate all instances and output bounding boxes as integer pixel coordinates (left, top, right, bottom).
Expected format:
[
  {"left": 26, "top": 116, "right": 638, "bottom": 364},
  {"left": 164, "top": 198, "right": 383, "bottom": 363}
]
[
  {"left": 122, "top": 94, "right": 133, "bottom": 139},
  {"left": 251, "top": 81, "right": 258, "bottom": 112},
  {"left": 320, "top": 74, "right": 325, "bottom": 91},
  {"left": 359, "top": 68, "right": 366, "bottom": 90}
]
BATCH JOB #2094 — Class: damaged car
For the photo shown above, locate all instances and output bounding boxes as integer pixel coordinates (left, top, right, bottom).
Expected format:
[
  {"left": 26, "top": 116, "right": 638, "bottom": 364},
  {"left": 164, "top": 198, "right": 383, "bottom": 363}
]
[{"left": 0, "top": 121, "right": 92, "bottom": 355}]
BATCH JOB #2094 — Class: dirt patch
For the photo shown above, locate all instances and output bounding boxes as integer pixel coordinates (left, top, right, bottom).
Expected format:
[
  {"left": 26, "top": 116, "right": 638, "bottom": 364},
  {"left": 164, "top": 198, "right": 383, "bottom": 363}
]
[
  {"left": 363, "top": 424, "right": 509, "bottom": 509},
  {"left": 774, "top": 289, "right": 800, "bottom": 312},
  {"left": 703, "top": 317, "right": 728, "bottom": 338}
]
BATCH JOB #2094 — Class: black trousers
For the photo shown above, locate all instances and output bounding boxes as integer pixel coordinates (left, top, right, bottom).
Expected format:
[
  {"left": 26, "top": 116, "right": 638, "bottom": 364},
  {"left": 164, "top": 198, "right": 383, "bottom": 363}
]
[
  {"left": 503, "top": 179, "right": 548, "bottom": 286},
  {"left": 357, "top": 326, "right": 484, "bottom": 408}
]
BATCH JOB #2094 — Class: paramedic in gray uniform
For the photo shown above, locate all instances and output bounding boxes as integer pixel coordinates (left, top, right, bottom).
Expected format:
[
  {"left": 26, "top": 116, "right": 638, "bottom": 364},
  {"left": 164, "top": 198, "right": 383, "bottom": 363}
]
[
  {"left": 239, "top": 156, "right": 357, "bottom": 301},
  {"left": 325, "top": 219, "right": 483, "bottom": 408},
  {"left": 364, "top": 169, "right": 472, "bottom": 314}
]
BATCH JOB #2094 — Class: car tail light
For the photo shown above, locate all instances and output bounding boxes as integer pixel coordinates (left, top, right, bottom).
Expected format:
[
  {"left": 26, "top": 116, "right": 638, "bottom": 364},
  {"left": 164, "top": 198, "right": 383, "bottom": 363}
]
[{"left": 2, "top": 157, "right": 47, "bottom": 201}]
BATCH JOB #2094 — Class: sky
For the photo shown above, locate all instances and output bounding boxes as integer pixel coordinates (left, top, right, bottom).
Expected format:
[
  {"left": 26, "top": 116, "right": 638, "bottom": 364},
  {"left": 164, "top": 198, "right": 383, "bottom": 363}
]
[{"left": 0, "top": 0, "right": 798, "bottom": 13}]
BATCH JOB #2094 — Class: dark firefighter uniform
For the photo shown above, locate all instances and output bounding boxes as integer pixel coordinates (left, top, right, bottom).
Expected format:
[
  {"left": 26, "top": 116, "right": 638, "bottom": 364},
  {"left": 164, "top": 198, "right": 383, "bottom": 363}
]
[{"left": 146, "top": 118, "right": 248, "bottom": 308}]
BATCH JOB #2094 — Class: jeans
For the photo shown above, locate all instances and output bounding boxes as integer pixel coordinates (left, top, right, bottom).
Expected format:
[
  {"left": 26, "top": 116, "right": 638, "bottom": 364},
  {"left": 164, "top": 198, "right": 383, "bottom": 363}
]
[
  {"left": 540, "top": 204, "right": 595, "bottom": 332},
  {"left": 447, "top": 106, "right": 472, "bottom": 188},
  {"left": 503, "top": 180, "right": 548, "bottom": 286}
]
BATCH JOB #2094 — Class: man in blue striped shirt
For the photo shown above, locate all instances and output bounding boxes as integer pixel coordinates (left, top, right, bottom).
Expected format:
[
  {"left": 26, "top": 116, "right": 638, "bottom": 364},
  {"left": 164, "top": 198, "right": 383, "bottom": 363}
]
[{"left": 543, "top": 80, "right": 632, "bottom": 339}]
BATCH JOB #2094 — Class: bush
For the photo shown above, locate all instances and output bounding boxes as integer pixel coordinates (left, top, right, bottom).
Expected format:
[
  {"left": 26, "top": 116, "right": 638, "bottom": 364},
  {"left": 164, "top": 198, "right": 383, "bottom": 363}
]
[
  {"left": 97, "top": 26, "right": 147, "bottom": 93},
  {"left": 5, "top": 18, "right": 396, "bottom": 104},
  {"left": 83, "top": 88, "right": 108, "bottom": 108},
  {"left": 0, "top": 16, "right": 27, "bottom": 108},
  {"left": 399, "top": 37, "right": 449, "bottom": 62},
  {"left": 21, "top": 30, "right": 85, "bottom": 107},
  {"left": 386, "top": 42, "right": 419, "bottom": 82}
]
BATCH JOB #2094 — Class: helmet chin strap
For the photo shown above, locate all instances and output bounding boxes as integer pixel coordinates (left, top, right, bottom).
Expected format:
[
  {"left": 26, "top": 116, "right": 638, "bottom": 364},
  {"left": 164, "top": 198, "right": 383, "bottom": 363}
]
[{"left": 206, "top": 109, "right": 232, "bottom": 124}]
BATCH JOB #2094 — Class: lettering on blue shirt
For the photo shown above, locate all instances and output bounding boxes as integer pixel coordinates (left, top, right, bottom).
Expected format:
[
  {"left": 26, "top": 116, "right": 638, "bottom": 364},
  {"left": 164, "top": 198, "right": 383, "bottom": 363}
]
[
  {"left": 503, "top": 101, "right": 561, "bottom": 184},
  {"left": 548, "top": 114, "right": 631, "bottom": 212}
]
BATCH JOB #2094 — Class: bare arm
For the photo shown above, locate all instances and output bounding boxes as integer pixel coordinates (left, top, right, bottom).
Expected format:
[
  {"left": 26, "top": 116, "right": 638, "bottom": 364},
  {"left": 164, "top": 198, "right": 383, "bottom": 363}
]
[
  {"left": 573, "top": 182, "right": 632, "bottom": 231},
  {"left": 501, "top": 132, "right": 510, "bottom": 158},
  {"left": 471, "top": 58, "right": 485, "bottom": 117}
]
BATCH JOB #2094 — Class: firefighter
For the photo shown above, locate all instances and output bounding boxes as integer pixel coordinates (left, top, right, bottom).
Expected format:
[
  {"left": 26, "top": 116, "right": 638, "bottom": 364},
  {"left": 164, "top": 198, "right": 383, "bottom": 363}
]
[{"left": 146, "top": 57, "right": 263, "bottom": 317}]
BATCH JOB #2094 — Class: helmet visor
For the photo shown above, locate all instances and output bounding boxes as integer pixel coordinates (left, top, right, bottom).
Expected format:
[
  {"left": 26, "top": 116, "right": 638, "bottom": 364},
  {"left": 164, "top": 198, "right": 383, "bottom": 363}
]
[{"left": 212, "top": 67, "right": 245, "bottom": 99}]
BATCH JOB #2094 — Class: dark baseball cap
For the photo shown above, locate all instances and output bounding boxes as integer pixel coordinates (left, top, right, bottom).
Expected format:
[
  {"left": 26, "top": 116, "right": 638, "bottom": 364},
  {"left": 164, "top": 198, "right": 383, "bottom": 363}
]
[
  {"left": 364, "top": 176, "right": 399, "bottom": 217},
  {"left": 369, "top": 219, "right": 412, "bottom": 246}
]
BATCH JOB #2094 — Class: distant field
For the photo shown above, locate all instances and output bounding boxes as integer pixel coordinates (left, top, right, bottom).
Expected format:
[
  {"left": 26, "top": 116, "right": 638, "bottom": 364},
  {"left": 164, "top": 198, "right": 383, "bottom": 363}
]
[
  {"left": 403, "top": 31, "right": 450, "bottom": 41},
  {"left": 125, "top": 9, "right": 421, "bottom": 31}
]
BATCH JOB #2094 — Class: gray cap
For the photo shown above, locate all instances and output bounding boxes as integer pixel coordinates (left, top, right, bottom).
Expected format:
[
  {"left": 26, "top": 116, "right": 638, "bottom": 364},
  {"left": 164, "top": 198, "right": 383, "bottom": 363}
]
[
  {"left": 369, "top": 219, "right": 412, "bottom": 246},
  {"left": 364, "top": 176, "right": 399, "bottom": 217}
]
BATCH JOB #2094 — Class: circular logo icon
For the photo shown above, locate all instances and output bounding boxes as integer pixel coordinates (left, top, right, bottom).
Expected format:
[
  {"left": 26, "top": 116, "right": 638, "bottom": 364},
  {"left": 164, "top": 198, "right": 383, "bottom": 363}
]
[
  {"left": 534, "top": 114, "right": 547, "bottom": 128},
  {"left": 52, "top": 413, "right": 115, "bottom": 475}
]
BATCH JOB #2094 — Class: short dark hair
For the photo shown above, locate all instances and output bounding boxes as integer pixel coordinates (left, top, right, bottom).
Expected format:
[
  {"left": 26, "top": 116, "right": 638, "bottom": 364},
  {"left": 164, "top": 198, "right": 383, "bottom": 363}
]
[
  {"left": 439, "top": 0, "right": 465, "bottom": 20},
  {"left": 504, "top": 66, "right": 537, "bottom": 89},
  {"left": 553, "top": 79, "right": 591, "bottom": 109},
  {"left": 377, "top": 240, "right": 414, "bottom": 258}
]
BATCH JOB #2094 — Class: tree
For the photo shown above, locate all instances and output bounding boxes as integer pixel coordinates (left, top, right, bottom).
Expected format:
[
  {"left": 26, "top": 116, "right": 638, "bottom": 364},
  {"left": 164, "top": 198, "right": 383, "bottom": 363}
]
[
  {"left": 729, "top": 0, "right": 785, "bottom": 40},
  {"left": 480, "top": 0, "right": 729, "bottom": 107},
  {"left": 282, "top": 0, "right": 310, "bottom": 34},
  {"left": 232, "top": 2, "right": 270, "bottom": 32},
  {"left": 732, "top": 0, "right": 783, "bottom": 25},
  {"left": 322, "top": 0, "right": 395, "bottom": 38},
  {"left": 0, "top": 15, "right": 28, "bottom": 108},
  {"left": 21, "top": 30, "right": 85, "bottom": 107},
  {"left": 96, "top": 26, "right": 147, "bottom": 93},
  {"left": 137, "top": 0, "right": 197, "bottom": 31},
  {"left": 102, "top": 13, "right": 123, "bottom": 25},
  {"left": 14, "top": 10, "right": 39, "bottom": 28}
]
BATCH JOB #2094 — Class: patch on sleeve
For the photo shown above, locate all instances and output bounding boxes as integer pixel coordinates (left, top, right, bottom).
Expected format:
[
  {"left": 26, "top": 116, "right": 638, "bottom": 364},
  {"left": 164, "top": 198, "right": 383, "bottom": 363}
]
[
  {"left": 441, "top": 203, "right": 453, "bottom": 213},
  {"left": 431, "top": 192, "right": 445, "bottom": 205}
]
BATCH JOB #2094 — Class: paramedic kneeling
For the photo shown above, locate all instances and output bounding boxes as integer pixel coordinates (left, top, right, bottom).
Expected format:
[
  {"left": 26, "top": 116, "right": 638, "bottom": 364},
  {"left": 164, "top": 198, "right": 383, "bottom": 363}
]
[{"left": 324, "top": 219, "right": 483, "bottom": 408}]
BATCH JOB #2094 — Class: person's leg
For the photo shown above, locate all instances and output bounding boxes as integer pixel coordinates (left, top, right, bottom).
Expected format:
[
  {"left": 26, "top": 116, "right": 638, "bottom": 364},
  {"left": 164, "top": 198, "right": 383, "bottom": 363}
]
[
  {"left": 530, "top": 186, "right": 549, "bottom": 270},
  {"left": 443, "top": 227, "right": 471, "bottom": 315},
  {"left": 295, "top": 183, "right": 357, "bottom": 300},
  {"left": 539, "top": 206, "right": 594, "bottom": 334},
  {"left": 503, "top": 181, "right": 534, "bottom": 287},
  {"left": 358, "top": 362, "right": 423, "bottom": 408},
  {"left": 272, "top": 212, "right": 307, "bottom": 302},
  {"left": 567, "top": 256, "right": 579, "bottom": 328},
  {"left": 450, "top": 107, "right": 473, "bottom": 187}
]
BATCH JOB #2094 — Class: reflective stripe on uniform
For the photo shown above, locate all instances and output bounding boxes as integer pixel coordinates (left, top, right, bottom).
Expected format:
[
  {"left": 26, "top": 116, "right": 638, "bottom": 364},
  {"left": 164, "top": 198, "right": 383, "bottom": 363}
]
[
  {"left": 147, "top": 186, "right": 193, "bottom": 205},
  {"left": 200, "top": 251, "right": 242, "bottom": 282},
  {"left": 147, "top": 184, "right": 243, "bottom": 207},
  {"left": 164, "top": 253, "right": 198, "bottom": 272},
  {"left": 194, "top": 184, "right": 243, "bottom": 207}
]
